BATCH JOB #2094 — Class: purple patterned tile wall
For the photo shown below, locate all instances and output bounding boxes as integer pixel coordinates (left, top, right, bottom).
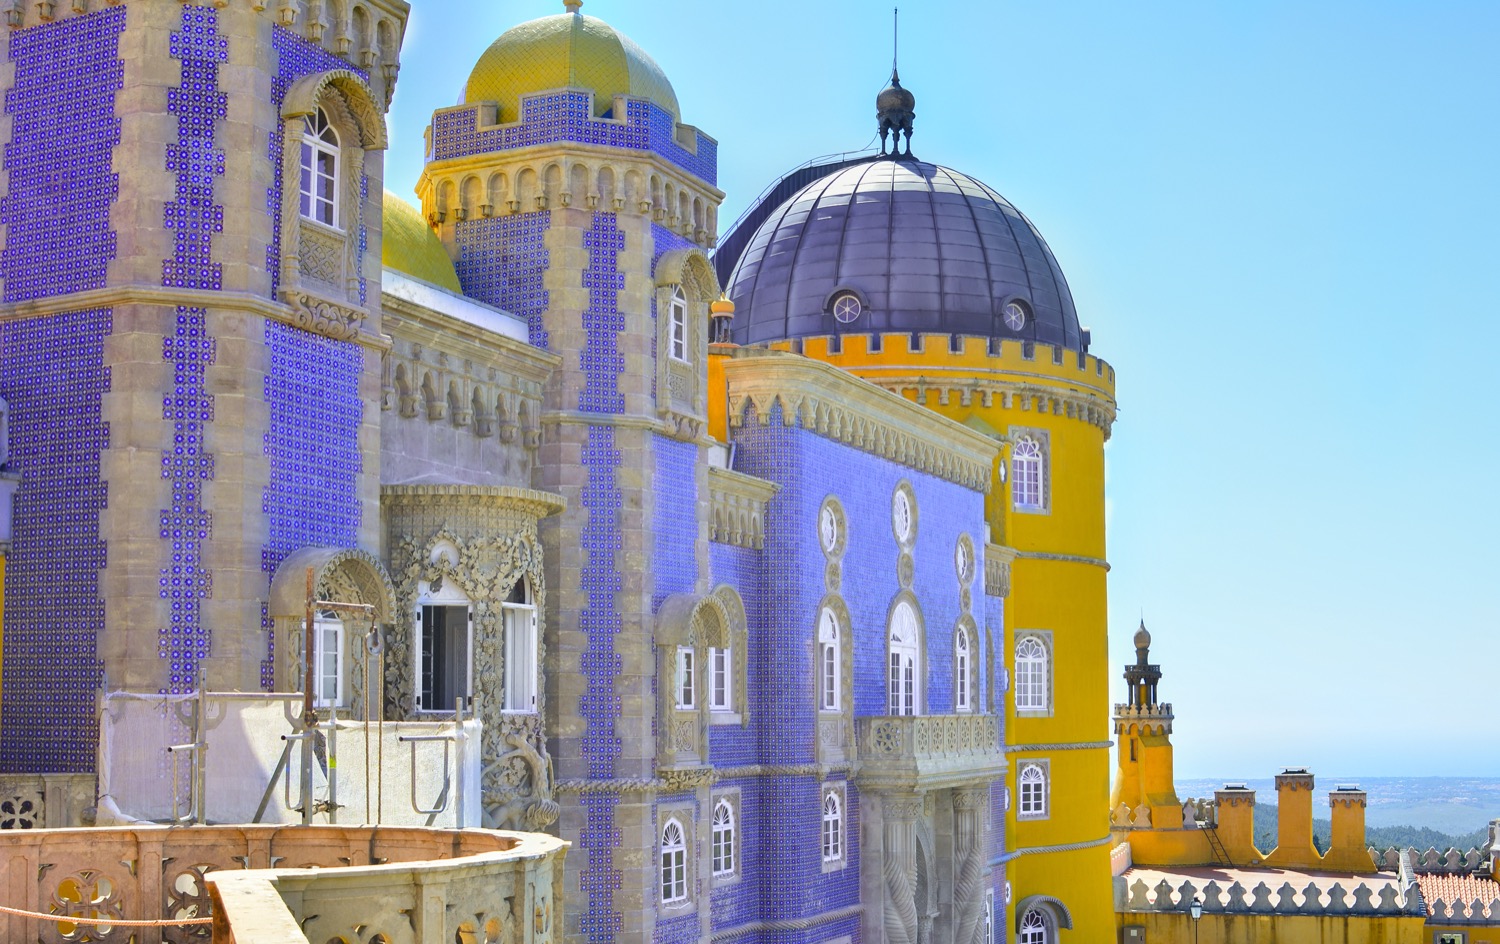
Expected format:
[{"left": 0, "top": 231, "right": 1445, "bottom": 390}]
[
  {"left": 454, "top": 212, "right": 551, "bottom": 348},
  {"left": 748, "top": 774, "right": 861, "bottom": 928},
  {"left": 259, "top": 321, "right": 363, "bottom": 576},
  {"left": 163, "top": 6, "right": 226, "bottom": 291},
  {"left": 707, "top": 543, "right": 759, "bottom": 767},
  {"left": 705, "top": 775, "right": 761, "bottom": 931},
  {"left": 267, "top": 27, "right": 369, "bottom": 298},
  {"left": 159, "top": 308, "right": 216, "bottom": 694},
  {"left": 579, "top": 213, "right": 625, "bottom": 412},
  {"left": 578, "top": 792, "right": 624, "bottom": 943},
  {"left": 651, "top": 437, "right": 695, "bottom": 610},
  {"left": 0, "top": 309, "right": 112, "bottom": 771},
  {"left": 1, "top": 8, "right": 125, "bottom": 302},
  {"left": 431, "top": 93, "right": 717, "bottom": 187}
]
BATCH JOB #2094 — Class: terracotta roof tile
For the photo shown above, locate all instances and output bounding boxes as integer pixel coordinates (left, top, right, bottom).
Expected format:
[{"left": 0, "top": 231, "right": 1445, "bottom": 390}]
[{"left": 1417, "top": 872, "right": 1500, "bottom": 920}]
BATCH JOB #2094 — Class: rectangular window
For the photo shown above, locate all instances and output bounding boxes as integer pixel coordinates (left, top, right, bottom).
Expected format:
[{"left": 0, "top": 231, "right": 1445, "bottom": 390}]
[
  {"left": 418, "top": 604, "right": 471, "bottom": 711},
  {"left": 503, "top": 600, "right": 537, "bottom": 713},
  {"left": 299, "top": 143, "right": 337, "bottom": 227},
  {"left": 312, "top": 616, "right": 343, "bottom": 708},
  {"left": 676, "top": 646, "right": 695, "bottom": 709},
  {"left": 709, "top": 647, "right": 730, "bottom": 711},
  {"left": 821, "top": 644, "right": 838, "bottom": 711}
]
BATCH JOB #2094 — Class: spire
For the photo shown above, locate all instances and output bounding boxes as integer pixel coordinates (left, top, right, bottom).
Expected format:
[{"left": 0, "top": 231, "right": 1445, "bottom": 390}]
[{"left": 875, "top": 8, "right": 917, "bottom": 159}]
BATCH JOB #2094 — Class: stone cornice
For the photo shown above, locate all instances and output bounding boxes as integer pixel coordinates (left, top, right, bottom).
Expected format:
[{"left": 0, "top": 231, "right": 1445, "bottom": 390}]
[
  {"left": 379, "top": 484, "right": 565, "bottom": 519},
  {"left": 0, "top": 284, "right": 393, "bottom": 352},
  {"left": 985, "top": 543, "right": 1016, "bottom": 598},
  {"left": 1004, "top": 741, "right": 1113, "bottom": 754},
  {"left": 708, "top": 466, "right": 778, "bottom": 550},
  {"left": 722, "top": 350, "right": 999, "bottom": 491},
  {"left": 554, "top": 762, "right": 856, "bottom": 794},
  {"left": 540, "top": 409, "right": 717, "bottom": 445},
  {"left": 382, "top": 290, "right": 560, "bottom": 385},
  {"left": 1012, "top": 549, "right": 1111, "bottom": 571}
]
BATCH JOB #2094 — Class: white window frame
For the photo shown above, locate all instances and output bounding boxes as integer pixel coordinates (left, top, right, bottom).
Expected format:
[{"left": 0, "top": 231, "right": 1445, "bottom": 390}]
[
  {"left": 1011, "top": 434, "right": 1047, "bottom": 513},
  {"left": 311, "top": 612, "right": 344, "bottom": 709},
  {"left": 1019, "top": 906, "right": 1052, "bottom": 944},
  {"left": 669, "top": 286, "right": 688, "bottom": 362},
  {"left": 1018, "top": 761, "right": 1049, "bottom": 820},
  {"left": 711, "top": 798, "right": 736, "bottom": 877},
  {"left": 299, "top": 107, "right": 340, "bottom": 229},
  {"left": 414, "top": 581, "right": 473, "bottom": 713},
  {"left": 709, "top": 646, "right": 731, "bottom": 712},
  {"left": 818, "top": 608, "right": 841, "bottom": 712},
  {"left": 1014, "top": 634, "right": 1050, "bottom": 714},
  {"left": 888, "top": 600, "right": 921, "bottom": 716},
  {"left": 661, "top": 816, "right": 688, "bottom": 904},
  {"left": 821, "top": 786, "right": 845, "bottom": 865},
  {"left": 985, "top": 889, "right": 995, "bottom": 944},
  {"left": 502, "top": 579, "right": 538, "bottom": 713},
  {"left": 956, "top": 628, "right": 972, "bottom": 713},
  {"left": 675, "top": 646, "right": 696, "bottom": 709}
]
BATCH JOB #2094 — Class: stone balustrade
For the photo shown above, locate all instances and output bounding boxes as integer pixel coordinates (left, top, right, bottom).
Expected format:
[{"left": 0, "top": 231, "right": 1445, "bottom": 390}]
[
  {"left": 1426, "top": 895, "right": 1500, "bottom": 923},
  {"left": 1372, "top": 845, "right": 1491, "bottom": 874},
  {"left": 855, "top": 714, "right": 1003, "bottom": 793},
  {"left": 0, "top": 824, "right": 565, "bottom": 944},
  {"left": 1116, "top": 874, "right": 1420, "bottom": 916}
]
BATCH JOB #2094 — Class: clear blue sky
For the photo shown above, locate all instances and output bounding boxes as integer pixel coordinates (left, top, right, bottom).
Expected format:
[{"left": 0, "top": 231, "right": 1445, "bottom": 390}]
[{"left": 385, "top": 2, "right": 1500, "bottom": 778}]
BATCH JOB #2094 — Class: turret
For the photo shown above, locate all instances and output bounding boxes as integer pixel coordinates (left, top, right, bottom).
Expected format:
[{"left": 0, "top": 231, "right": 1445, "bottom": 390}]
[{"left": 1110, "top": 623, "right": 1181, "bottom": 827}]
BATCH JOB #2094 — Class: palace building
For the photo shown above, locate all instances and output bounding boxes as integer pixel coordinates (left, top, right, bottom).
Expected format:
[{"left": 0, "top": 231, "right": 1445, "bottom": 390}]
[{"left": 0, "top": 2, "right": 1124, "bottom": 941}]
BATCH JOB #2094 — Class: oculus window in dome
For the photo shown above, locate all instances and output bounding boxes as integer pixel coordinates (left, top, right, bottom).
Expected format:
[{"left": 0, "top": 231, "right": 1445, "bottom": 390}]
[{"left": 463, "top": 2, "right": 680, "bottom": 122}]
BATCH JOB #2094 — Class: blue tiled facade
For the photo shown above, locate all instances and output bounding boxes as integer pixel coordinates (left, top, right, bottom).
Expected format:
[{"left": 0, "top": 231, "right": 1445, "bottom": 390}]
[
  {"left": 1, "top": 8, "right": 125, "bottom": 302},
  {"left": 454, "top": 212, "right": 552, "bottom": 348},
  {"left": 0, "top": 309, "right": 112, "bottom": 771},
  {"left": 431, "top": 92, "right": 717, "bottom": 187},
  {"left": 580, "top": 213, "right": 626, "bottom": 413},
  {"left": 651, "top": 437, "right": 697, "bottom": 610},
  {"left": 163, "top": 6, "right": 227, "bottom": 292}
]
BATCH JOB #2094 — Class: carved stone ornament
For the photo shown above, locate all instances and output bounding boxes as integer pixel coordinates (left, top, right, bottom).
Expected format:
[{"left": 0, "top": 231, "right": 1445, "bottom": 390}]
[
  {"left": 283, "top": 289, "right": 367, "bottom": 341},
  {"left": 658, "top": 766, "right": 719, "bottom": 792}
]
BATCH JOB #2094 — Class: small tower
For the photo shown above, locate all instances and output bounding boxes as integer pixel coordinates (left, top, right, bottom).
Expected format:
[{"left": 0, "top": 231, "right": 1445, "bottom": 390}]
[{"left": 1110, "top": 623, "right": 1184, "bottom": 828}]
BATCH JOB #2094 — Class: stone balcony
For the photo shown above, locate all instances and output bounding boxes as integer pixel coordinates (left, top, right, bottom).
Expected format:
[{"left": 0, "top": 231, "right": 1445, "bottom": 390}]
[
  {"left": 855, "top": 714, "right": 1004, "bottom": 793},
  {"left": 0, "top": 824, "right": 565, "bottom": 944}
]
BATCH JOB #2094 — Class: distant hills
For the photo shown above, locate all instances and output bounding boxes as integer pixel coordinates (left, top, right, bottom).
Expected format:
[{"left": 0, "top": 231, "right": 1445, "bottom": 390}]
[{"left": 1175, "top": 776, "right": 1500, "bottom": 850}]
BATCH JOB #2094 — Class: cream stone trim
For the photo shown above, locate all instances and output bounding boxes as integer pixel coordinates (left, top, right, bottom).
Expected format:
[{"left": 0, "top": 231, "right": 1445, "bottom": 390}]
[
  {"left": 722, "top": 350, "right": 999, "bottom": 491},
  {"left": 865, "top": 374, "right": 1117, "bottom": 438},
  {"left": 985, "top": 543, "right": 1016, "bottom": 597},
  {"left": 708, "top": 467, "right": 778, "bottom": 549},
  {"left": 1012, "top": 549, "right": 1112, "bottom": 571},
  {"left": 554, "top": 763, "right": 855, "bottom": 794},
  {"left": 990, "top": 834, "right": 1113, "bottom": 866},
  {"left": 540, "top": 409, "right": 717, "bottom": 444},
  {"left": 1004, "top": 741, "right": 1113, "bottom": 754},
  {"left": 0, "top": 285, "right": 394, "bottom": 351},
  {"left": 379, "top": 485, "right": 565, "bottom": 519},
  {"left": 710, "top": 903, "right": 865, "bottom": 940}
]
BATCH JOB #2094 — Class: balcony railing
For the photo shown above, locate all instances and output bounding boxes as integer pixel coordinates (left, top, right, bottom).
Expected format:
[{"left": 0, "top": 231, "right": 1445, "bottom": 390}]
[{"left": 856, "top": 714, "right": 1004, "bottom": 792}]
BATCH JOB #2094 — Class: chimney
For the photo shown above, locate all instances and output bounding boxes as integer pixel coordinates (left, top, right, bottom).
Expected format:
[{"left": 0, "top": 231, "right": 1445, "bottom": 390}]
[
  {"left": 1213, "top": 784, "right": 1260, "bottom": 865},
  {"left": 1264, "top": 768, "right": 1319, "bottom": 869},
  {"left": 1324, "top": 785, "right": 1373, "bottom": 872}
]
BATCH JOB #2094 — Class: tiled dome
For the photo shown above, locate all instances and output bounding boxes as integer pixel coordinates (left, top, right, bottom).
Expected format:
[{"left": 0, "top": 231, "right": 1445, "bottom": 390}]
[
  {"left": 725, "top": 158, "right": 1083, "bottom": 350},
  {"left": 381, "top": 191, "right": 461, "bottom": 292}
]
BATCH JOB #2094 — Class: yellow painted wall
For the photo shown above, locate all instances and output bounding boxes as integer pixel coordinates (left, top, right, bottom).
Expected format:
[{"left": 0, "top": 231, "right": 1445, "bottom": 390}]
[
  {"left": 1118, "top": 912, "right": 1427, "bottom": 943},
  {"left": 786, "top": 332, "right": 1119, "bottom": 939}
]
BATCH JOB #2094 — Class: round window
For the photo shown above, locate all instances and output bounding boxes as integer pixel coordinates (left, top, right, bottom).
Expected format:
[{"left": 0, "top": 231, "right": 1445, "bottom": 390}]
[
  {"left": 820, "top": 505, "right": 838, "bottom": 553},
  {"left": 1002, "top": 301, "right": 1028, "bottom": 332},
  {"left": 892, "top": 489, "right": 913, "bottom": 543},
  {"left": 831, "top": 292, "right": 863, "bottom": 323}
]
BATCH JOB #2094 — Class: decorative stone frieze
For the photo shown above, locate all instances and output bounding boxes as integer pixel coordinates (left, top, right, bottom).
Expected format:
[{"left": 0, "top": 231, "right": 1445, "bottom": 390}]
[
  {"left": 856, "top": 714, "right": 1004, "bottom": 794},
  {"left": 708, "top": 466, "right": 777, "bottom": 549},
  {"left": 381, "top": 484, "right": 565, "bottom": 830},
  {"left": 985, "top": 542, "right": 1015, "bottom": 598},
  {"left": 722, "top": 349, "right": 999, "bottom": 491},
  {"left": 0, "top": 773, "right": 95, "bottom": 829},
  {"left": 282, "top": 288, "right": 367, "bottom": 341}
]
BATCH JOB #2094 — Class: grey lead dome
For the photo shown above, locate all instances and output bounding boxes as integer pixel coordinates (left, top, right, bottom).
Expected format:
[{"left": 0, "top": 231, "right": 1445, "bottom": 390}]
[{"left": 725, "top": 157, "right": 1083, "bottom": 350}]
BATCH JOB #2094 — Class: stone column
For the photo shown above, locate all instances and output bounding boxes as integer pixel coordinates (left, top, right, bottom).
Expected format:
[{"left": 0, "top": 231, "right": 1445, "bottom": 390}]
[
  {"left": 953, "top": 787, "right": 987, "bottom": 944},
  {"left": 883, "top": 795, "right": 921, "bottom": 944}
]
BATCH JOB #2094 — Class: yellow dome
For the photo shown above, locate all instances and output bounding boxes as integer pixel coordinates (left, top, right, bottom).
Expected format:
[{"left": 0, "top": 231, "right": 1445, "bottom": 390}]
[
  {"left": 381, "top": 191, "right": 462, "bottom": 293},
  {"left": 463, "top": 8, "right": 679, "bottom": 121}
]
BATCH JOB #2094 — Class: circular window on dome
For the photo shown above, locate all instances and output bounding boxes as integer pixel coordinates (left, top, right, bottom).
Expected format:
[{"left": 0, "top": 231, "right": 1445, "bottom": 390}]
[
  {"left": 831, "top": 292, "right": 863, "bottom": 324},
  {"left": 1002, "top": 300, "right": 1029, "bottom": 332}
]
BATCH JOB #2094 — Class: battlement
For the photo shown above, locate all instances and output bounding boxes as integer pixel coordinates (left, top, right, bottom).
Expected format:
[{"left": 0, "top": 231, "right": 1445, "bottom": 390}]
[
  {"left": 1114, "top": 702, "right": 1174, "bottom": 722},
  {"left": 1116, "top": 872, "right": 1420, "bottom": 917},
  {"left": 770, "top": 332, "right": 1117, "bottom": 397}
]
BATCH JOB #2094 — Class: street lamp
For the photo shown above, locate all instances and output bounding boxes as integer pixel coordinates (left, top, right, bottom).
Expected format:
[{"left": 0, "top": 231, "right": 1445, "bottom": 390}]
[{"left": 1189, "top": 895, "right": 1203, "bottom": 944}]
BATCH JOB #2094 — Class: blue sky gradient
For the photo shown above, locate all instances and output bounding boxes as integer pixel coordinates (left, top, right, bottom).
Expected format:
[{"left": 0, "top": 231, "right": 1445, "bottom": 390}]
[{"left": 384, "top": 2, "right": 1500, "bottom": 778}]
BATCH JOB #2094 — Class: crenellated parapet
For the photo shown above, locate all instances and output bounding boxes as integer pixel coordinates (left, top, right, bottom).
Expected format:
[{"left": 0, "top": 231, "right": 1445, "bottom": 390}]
[
  {"left": 1113, "top": 702, "right": 1174, "bottom": 735},
  {"left": 1116, "top": 873, "right": 1422, "bottom": 916}
]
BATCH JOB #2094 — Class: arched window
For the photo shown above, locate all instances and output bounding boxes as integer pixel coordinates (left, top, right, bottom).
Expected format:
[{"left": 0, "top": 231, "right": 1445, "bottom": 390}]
[
  {"left": 300, "top": 108, "right": 339, "bottom": 228},
  {"left": 955, "top": 629, "right": 972, "bottom": 712},
  {"left": 888, "top": 600, "right": 920, "bottom": 716},
  {"left": 821, "top": 790, "right": 843, "bottom": 862},
  {"left": 1012, "top": 436, "right": 1044, "bottom": 511},
  {"left": 1019, "top": 906, "right": 1051, "bottom": 944},
  {"left": 669, "top": 287, "right": 688, "bottom": 362},
  {"left": 818, "top": 608, "right": 840, "bottom": 712},
  {"left": 502, "top": 578, "right": 537, "bottom": 713},
  {"left": 711, "top": 799, "right": 735, "bottom": 876},
  {"left": 661, "top": 817, "right": 688, "bottom": 903},
  {"left": 1019, "top": 762, "right": 1048, "bottom": 818},
  {"left": 1015, "top": 635, "right": 1049, "bottom": 712}
]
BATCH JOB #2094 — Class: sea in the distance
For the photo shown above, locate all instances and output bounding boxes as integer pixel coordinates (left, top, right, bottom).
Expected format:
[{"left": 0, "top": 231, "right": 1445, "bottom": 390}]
[{"left": 1174, "top": 776, "right": 1500, "bottom": 837}]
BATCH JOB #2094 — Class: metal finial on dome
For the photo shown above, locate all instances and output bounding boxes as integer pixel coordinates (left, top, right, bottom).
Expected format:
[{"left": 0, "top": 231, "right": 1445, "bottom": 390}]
[
  {"left": 563, "top": 0, "right": 582, "bottom": 12},
  {"left": 1134, "top": 619, "right": 1151, "bottom": 653},
  {"left": 876, "top": 7, "right": 916, "bottom": 158}
]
